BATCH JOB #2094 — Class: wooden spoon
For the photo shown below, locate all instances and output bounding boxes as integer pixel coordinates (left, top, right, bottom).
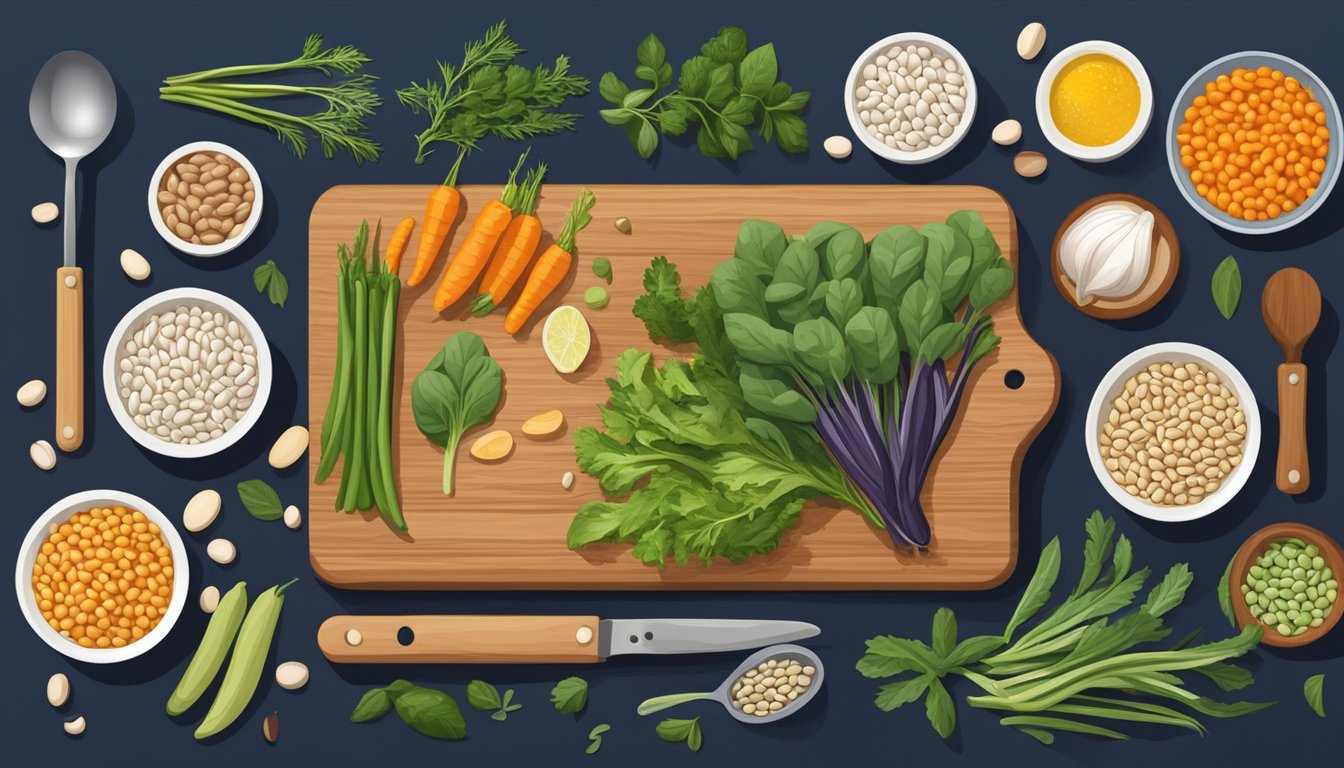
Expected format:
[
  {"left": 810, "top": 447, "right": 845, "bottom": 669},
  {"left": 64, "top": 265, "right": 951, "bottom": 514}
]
[{"left": 1261, "top": 268, "right": 1321, "bottom": 494}]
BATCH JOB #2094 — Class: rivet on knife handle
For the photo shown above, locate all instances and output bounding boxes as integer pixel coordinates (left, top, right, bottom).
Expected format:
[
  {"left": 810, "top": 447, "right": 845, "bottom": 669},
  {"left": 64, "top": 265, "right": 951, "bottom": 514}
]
[{"left": 317, "top": 615, "right": 603, "bottom": 664}]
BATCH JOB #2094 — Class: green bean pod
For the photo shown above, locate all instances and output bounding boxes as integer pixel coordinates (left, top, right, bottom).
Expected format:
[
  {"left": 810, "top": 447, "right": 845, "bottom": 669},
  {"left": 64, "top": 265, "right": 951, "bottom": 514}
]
[
  {"left": 166, "top": 582, "right": 247, "bottom": 716},
  {"left": 194, "top": 579, "right": 298, "bottom": 740}
]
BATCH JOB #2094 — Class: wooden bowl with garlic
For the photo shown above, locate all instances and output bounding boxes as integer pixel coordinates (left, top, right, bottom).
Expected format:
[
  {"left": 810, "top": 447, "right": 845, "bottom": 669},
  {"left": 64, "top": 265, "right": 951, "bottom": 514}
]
[{"left": 1051, "top": 193, "right": 1179, "bottom": 320}]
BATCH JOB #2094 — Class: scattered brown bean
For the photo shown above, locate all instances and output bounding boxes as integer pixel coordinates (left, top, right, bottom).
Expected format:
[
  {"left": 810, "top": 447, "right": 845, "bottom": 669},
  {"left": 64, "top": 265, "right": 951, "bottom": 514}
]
[
  {"left": 263, "top": 712, "right": 280, "bottom": 743},
  {"left": 158, "top": 152, "right": 253, "bottom": 245}
]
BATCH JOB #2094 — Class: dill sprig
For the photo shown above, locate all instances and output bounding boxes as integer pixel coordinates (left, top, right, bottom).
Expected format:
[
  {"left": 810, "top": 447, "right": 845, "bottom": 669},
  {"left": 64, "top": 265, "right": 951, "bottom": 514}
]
[{"left": 397, "top": 20, "right": 590, "bottom": 166}]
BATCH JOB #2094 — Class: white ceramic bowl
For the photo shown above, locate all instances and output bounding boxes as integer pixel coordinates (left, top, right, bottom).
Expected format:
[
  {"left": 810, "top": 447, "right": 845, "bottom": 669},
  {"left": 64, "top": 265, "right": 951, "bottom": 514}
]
[
  {"left": 16, "top": 490, "right": 189, "bottom": 664},
  {"left": 1085, "top": 342, "right": 1261, "bottom": 523},
  {"left": 1036, "top": 41, "right": 1153, "bottom": 162},
  {"left": 844, "top": 32, "right": 977, "bottom": 164},
  {"left": 103, "top": 287, "right": 272, "bottom": 458},
  {"left": 147, "top": 140, "right": 263, "bottom": 257},
  {"left": 1166, "top": 51, "right": 1340, "bottom": 235}
]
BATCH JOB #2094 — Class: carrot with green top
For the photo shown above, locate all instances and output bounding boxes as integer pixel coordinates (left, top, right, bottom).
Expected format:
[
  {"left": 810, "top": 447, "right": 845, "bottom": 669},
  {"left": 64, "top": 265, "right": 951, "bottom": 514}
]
[
  {"left": 385, "top": 216, "right": 416, "bottom": 276},
  {"left": 470, "top": 163, "right": 548, "bottom": 316},
  {"left": 504, "top": 188, "right": 596, "bottom": 335},
  {"left": 433, "top": 151, "right": 530, "bottom": 312},
  {"left": 407, "top": 151, "right": 465, "bottom": 287}
]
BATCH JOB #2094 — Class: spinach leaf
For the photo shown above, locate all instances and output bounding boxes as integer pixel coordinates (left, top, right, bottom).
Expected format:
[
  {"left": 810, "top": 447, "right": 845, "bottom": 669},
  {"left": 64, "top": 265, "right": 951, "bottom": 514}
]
[
  {"left": 237, "top": 479, "right": 283, "bottom": 521},
  {"left": 467, "top": 680, "right": 502, "bottom": 711},
  {"left": 412, "top": 333, "right": 502, "bottom": 495},
  {"left": 550, "top": 676, "right": 589, "bottom": 713},
  {"left": 1212, "top": 255, "right": 1241, "bottom": 319},
  {"left": 393, "top": 687, "right": 466, "bottom": 740},
  {"left": 349, "top": 688, "right": 391, "bottom": 722},
  {"left": 1304, "top": 674, "right": 1326, "bottom": 717}
]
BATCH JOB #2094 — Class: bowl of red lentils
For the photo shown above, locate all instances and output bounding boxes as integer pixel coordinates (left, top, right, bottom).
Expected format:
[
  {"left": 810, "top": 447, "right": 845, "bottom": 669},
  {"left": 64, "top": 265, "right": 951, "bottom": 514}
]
[{"left": 15, "top": 490, "right": 188, "bottom": 663}]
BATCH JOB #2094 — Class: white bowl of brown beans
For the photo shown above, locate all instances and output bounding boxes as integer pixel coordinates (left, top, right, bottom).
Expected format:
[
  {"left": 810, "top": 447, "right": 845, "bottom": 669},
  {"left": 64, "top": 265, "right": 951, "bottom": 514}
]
[
  {"left": 1085, "top": 342, "right": 1261, "bottom": 523},
  {"left": 15, "top": 490, "right": 189, "bottom": 663},
  {"left": 147, "top": 140, "right": 262, "bottom": 257}
]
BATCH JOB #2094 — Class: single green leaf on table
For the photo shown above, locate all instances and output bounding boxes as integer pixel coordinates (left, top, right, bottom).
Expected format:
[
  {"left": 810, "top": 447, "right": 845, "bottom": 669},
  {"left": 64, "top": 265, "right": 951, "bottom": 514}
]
[
  {"left": 350, "top": 688, "right": 392, "bottom": 722},
  {"left": 467, "top": 679, "right": 501, "bottom": 710},
  {"left": 1304, "top": 674, "right": 1326, "bottom": 717},
  {"left": 253, "top": 260, "right": 289, "bottom": 308},
  {"left": 236, "top": 479, "right": 283, "bottom": 521},
  {"left": 586, "top": 723, "right": 610, "bottom": 754},
  {"left": 393, "top": 687, "right": 467, "bottom": 739},
  {"left": 656, "top": 717, "right": 702, "bottom": 752},
  {"left": 551, "top": 676, "right": 589, "bottom": 713},
  {"left": 1218, "top": 554, "right": 1237, "bottom": 628},
  {"left": 1212, "top": 255, "right": 1242, "bottom": 319}
]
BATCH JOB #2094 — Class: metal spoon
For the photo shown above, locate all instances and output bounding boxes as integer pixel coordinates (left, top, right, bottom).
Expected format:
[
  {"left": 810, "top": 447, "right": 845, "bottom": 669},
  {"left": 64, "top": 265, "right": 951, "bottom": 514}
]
[
  {"left": 636, "top": 644, "right": 824, "bottom": 725},
  {"left": 30, "top": 51, "right": 117, "bottom": 453},
  {"left": 1261, "top": 267, "right": 1322, "bottom": 495}
]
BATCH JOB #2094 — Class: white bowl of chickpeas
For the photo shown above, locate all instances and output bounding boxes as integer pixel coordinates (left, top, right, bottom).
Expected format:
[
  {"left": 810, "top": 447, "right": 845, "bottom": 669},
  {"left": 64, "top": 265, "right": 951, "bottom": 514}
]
[
  {"left": 147, "top": 140, "right": 262, "bottom": 257},
  {"left": 1086, "top": 342, "right": 1261, "bottom": 523},
  {"left": 15, "top": 490, "right": 188, "bottom": 663}
]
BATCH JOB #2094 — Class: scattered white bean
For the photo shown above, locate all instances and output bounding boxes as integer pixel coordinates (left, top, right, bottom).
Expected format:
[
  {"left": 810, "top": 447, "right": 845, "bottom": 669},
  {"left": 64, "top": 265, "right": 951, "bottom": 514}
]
[
  {"left": 183, "top": 489, "right": 221, "bottom": 532},
  {"left": 275, "top": 661, "right": 309, "bottom": 690},
  {"left": 31, "top": 440, "right": 56, "bottom": 471},
  {"left": 47, "top": 673, "right": 70, "bottom": 707},
  {"left": 269, "top": 425, "right": 309, "bottom": 469},
  {"left": 32, "top": 202, "right": 59, "bottom": 224},
  {"left": 207, "top": 538, "right": 236, "bottom": 564},
  {"left": 561, "top": 471, "right": 575, "bottom": 490},
  {"left": 17, "top": 379, "right": 47, "bottom": 407},
  {"left": 992, "top": 119, "right": 1023, "bottom": 146},
  {"left": 199, "top": 585, "right": 221, "bottom": 613},
  {"left": 120, "top": 248, "right": 151, "bottom": 281},
  {"left": 823, "top": 135, "right": 852, "bottom": 159},
  {"left": 1017, "top": 22, "right": 1047, "bottom": 61},
  {"left": 63, "top": 716, "right": 86, "bottom": 736},
  {"left": 283, "top": 504, "right": 303, "bottom": 530}
]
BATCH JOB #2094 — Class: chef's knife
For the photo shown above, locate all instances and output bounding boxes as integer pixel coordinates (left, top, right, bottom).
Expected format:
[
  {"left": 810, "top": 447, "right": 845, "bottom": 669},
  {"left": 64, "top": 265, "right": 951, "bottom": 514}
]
[{"left": 317, "top": 615, "right": 820, "bottom": 664}]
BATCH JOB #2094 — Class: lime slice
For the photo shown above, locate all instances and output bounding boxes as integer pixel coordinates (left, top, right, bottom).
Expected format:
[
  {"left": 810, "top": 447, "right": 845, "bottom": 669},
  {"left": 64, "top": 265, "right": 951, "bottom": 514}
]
[{"left": 542, "top": 305, "right": 591, "bottom": 374}]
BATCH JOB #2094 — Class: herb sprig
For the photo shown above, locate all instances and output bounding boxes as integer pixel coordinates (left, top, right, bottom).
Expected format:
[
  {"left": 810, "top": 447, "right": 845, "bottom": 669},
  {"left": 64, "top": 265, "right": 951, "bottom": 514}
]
[
  {"left": 397, "top": 20, "right": 590, "bottom": 166},
  {"left": 599, "top": 27, "right": 809, "bottom": 160},
  {"left": 467, "top": 680, "right": 523, "bottom": 721}
]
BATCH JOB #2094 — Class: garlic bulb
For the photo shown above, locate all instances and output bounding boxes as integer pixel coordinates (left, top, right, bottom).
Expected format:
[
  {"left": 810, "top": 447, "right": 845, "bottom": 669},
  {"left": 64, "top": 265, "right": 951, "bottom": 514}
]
[{"left": 1058, "top": 203, "right": 1155, "bottom": 305}]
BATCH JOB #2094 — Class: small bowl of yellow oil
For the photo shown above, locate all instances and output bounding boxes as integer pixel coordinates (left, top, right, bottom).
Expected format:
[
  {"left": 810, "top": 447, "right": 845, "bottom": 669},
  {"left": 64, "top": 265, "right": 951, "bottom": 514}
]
[{"left": 1037, "top": 41, "right": 1153, "bottom": 162}]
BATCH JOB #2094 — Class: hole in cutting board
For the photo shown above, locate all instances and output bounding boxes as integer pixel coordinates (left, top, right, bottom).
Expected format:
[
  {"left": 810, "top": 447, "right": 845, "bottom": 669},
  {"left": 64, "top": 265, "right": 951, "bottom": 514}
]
[
  {"left": 397, "top": 626, "right": 415, "bottom": 646},
  {"left": 1004, "top": 370, "right": 1025, "bottom": 390}
]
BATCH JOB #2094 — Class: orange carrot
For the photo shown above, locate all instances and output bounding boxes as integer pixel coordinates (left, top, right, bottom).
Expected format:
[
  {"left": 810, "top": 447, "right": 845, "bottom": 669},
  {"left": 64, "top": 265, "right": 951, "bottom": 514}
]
[
  {"left": 407, "top": 151, "right": 465, "bottom": 287},
  {"left": 385, "top": 216, "right": 416, "bottom": 275},
  {"left": 504, "top": 188, "right": 596, "bottom": 335},
  {"left": 432, "top": 152, "right": 530, "bottom": 312},
  {"left": 470, "top": 163, "right": 548, "bottom": 317}
]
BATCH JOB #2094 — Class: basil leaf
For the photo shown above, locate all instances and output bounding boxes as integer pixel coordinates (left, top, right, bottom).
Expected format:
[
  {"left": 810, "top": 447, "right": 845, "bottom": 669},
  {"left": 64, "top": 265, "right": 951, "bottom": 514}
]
[
  {"left": 550, "top": 676, "right": 588, "bottom": 713},
  {"left": 1218, "top": 553, "right": 1237, "bottom": 628},
  {"left": 598, "top": 72, "right": 630, "bottom": 105},
  {"left": 656, "top": 716, "right": 701, "bottom": 750},
  {"left": 1304, "top": 674, "right": 1326, "bottom": 717},
  {"left": 467, "top": 679, "right": 501, "bottom": 711},
  {"left": 237, "top": 479, "right": 283, "bottom": 521},
  {"left": 393, "top": 687, "right": 466, "bottom": 740},
  {"left": 1212, "top": 255, "right": 1241, "bottom": 319},
  {"left": 636, "top": 34, "right": 666, "bottom": 72},
  {"left": 924, "top": 678, "right": 957, "bottom": 738},
  {"left": 599, "top": 108, "right": 634, "bottom": 126},
  {"left": 253, "top": 260, "right": 288, "bottom": 308},
  {"left": 350, "top": 688, "right": 391, "bottom": 722},
  {"left": 874, "top": 674, "right": 932, "bottom": 711},
  {"left": 932, "top": 607, "right": 958, "bottom": 657},
  {"left": 704, "top": 63, "right": 736, "bottom": 108},
  {"left": 252, "top": 261, "right": 272, "bottom": 292},
  {"left": 737, "top": 43, "right": 778, "bottom": 99},
  {"left": 635, "top": 119, "right": 659, "bottom": 159},
  {"left": 701, "top": 26, "right": 747, "bottom": 65},
  {"left": 771, "top": 111, "right": 808, "bottom": 153},
  {"left": 686, "top": 719, "right": 703, "bottom": 752}
]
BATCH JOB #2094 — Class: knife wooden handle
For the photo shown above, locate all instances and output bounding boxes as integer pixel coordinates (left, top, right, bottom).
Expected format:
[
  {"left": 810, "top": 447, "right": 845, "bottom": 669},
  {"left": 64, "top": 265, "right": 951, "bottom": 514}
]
[
  {"left": 318, "top": 615, "right": 603, "bottom": 664},
  {"left": 1276, "top": 363, "right": 1309, "bottom": 494},
  {"left": 56, "top": 267, "right": 84, "bottom": 452}
]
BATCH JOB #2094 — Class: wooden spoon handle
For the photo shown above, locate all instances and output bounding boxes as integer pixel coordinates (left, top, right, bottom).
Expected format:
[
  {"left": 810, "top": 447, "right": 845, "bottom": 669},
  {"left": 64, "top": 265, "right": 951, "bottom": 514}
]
[
  {"left": 1276, "top": 363, "right": 1309, "bottom": 494},
  {"left": 56, "top": 267, "right": 84, "bottom": 452},
  {"left": 317, "top": 615, "right": 603, "bottom": 664}
]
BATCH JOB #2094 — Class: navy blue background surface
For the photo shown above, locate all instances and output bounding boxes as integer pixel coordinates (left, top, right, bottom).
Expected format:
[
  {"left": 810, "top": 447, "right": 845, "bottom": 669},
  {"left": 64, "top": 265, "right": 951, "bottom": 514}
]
[{"left": 4, "top": 1, "right": 1341, "bottom": 765}]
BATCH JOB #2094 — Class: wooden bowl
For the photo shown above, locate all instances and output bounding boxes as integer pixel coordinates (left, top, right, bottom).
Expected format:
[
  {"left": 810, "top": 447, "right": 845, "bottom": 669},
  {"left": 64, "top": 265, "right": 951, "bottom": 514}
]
[
  {"left": 1229, "top": 522, "right": 1344, "bottom": 648},
  {"left": 1051, "top": 193, "right": 1180, "bottom": 320}
]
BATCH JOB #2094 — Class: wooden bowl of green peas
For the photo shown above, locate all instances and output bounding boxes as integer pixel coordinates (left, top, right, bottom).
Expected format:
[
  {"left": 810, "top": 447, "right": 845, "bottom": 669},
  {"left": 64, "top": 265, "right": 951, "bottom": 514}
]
[{"left": 1231, "top": 522, "right": 1343, "bottom": 648}]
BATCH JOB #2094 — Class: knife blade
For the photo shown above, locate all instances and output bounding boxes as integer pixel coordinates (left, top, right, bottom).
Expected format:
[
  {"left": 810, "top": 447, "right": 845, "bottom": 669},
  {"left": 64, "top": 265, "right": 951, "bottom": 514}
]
[{"left": 317, "top": 615, "right": 820, "bottom": 664}]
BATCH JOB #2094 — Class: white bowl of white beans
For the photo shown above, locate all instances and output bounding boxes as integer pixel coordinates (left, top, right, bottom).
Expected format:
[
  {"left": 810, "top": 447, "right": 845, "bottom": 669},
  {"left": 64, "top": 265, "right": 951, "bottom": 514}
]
[
  {"left": 1085, "top": 342, "right": 1261, "bottom": 523},
  {"left": 15, "top": 489, "right": 189, "bottom": 664},
  {"left": 103, "top": 287, "right": 272, "bottom": 458},
  {"left": 148, "top": 140, "right": 262, "bottom": 257},
  {"left": 844, "top": 32, "right": 977, "bottom": 164}
]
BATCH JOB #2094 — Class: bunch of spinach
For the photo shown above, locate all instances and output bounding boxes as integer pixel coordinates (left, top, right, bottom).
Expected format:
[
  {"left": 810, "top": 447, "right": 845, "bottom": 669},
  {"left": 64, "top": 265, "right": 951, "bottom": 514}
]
[
  {"left": 411, "top": 333, "right": 503, "bottom": 495},
  {"left": 859, "top": 512, "right": 1273, "bottom": 744},
  {"left": 568, "top": 260, "right": 880, "bottom": 567},
  {"left": 599, "top": 27, "right": 809, "bottom": 160},
  {"left": 715, "top": 212, "right": 1014, "bottom": 548}
]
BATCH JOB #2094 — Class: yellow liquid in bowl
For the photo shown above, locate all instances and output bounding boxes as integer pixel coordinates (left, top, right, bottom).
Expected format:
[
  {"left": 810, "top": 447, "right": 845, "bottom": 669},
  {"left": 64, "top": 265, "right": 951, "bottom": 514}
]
[{"left": 1050, "top": 54, "right": 1141, "bottom": 147}]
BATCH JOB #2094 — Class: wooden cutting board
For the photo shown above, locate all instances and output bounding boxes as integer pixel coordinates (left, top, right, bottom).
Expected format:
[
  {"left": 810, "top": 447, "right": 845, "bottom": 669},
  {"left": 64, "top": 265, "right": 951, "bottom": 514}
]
[{"left": 308, "top": 185, "right": 1058, "bottom": 590}]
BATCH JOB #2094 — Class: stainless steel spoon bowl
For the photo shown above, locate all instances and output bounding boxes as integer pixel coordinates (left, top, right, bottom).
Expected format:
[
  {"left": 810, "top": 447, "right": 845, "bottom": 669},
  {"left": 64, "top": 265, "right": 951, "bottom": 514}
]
[
  {"left": 29, "top": 50, "right": 117, "bottom": 453},
  {"left": 636, "top": 644, "right": 824, "bottom": 725}
]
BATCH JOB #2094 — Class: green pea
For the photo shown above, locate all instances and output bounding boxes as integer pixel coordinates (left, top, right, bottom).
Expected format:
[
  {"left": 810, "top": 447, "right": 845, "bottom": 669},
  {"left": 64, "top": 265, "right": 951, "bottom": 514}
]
[
  {"left": 1293, "top": 567, "right": 1307, "bottom": 580},
  {"left": 1274, "top": 554, "right": 1290, "bottom": 568},
  {"left": 1295, "top": 614, "right": 1312, "bottom": 627},
  {"left": 1316, "top": 596, "right": 1331, "bottom": 609},
  {"left": 1250, "top": 565, "right": 1266, "bottom": 579},
  {"left": 1305, "top": 544, "right": 1320, "bottom": 557},
  {"left": 1328, "top": 589, "right": 1338, "bottom": 602},
  {"left": 1288, "top": 538, "right": 1307, "bottom": 548},
  {"left": 1310, "top": 617, "right": 1324, "bottom": 627},
  {"left": 1274, "top": 598, "right": 1289, "bottom": 611},
  {"left": 1269, "top": 541, "right": 1283, "bottom": 551},
  {"left": 1241, "top": 583, "right": 1251, "bottom": 595},
  {"left": 1287, "top": 609, "right": 1301, "bottom": 621},
  {"left": 1277, "top": 623, "right": 1293, "bottom": 636},
  {"left": 1298, "top": 554, "right": 1313, "bottom": 568},
  {"left": 1293, "top": 626, "right": 1308, "bottom": 636},
  {"left": 1258, "top": 594, "right": 1271, "bottom": 609},
  {"left": 1312, "top": 556, "right": 1326, "bottom": 569},
  {"left": 1327, "top": 579, "right": 1338, "bottom": 590},
  {"left": 1288, "top": 599, "right": 1302, "bottom": 611},
  {"left": 1250, "top": 605, "right": 1264, "bottom": 618},
  {"left": 1280, "top": 576, "right": 1296, "bottom": 589},
  {"left": 1307, "top": 586, "right": 1319, "bottom": 600},
  {"left": 1309, "top": 572, "right": 1321, "bottom": 586},
  {"left": 1323, "top": 568, "right": 1334, "bottom": 581},
  {"left": 1293, "top": 580, "right": 1308, "bottom": 593},
  {"left": 1312, "top": 608, "right": 1324, "bottom": 618},
  {"left": 1283, "top": 545, "right": 1300, "bottom": 558},
  {"left": 1243, "top": 591, "right": 1257, "bottom": 605}
]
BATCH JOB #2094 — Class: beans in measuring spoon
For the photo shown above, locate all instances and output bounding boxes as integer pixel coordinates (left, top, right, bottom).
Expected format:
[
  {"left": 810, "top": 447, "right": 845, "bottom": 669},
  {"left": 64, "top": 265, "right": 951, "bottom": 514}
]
[
  {"left": 157, "top": 153, "right": 254, "bottom": 245},
  {"left": 729, "top": 658, "right": 816, "bottom": 717},
  {"left": 1242, "top": 538, "right": 1336, "bottom": 637}
]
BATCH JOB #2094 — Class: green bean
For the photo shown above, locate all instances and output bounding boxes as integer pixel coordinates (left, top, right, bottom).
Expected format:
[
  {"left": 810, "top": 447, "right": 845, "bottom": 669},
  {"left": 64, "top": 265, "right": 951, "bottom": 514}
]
[
  {"left": 348, "top": 279, "right": 369, "bottom": 511},
  {"left": 365, "top": 282, "right": 389, "bottom": 518},
  {"left": 195, "top": 579, "right": 298, "bottom": 740},
  {"left": 167, "top": 583, "right": 247, "bottom": 716},
  {"left": 375, "top": 275, "right": 404, "bottom": 530},
  {"left": 316, "top": 267, "right": 354, "bottom": 484}
]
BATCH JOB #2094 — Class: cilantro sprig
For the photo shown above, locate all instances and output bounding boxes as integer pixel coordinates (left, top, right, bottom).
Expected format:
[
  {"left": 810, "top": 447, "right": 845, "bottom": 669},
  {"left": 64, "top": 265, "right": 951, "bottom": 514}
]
[{"left": 599, "top": 27, "right": 809, "bottom": 160}]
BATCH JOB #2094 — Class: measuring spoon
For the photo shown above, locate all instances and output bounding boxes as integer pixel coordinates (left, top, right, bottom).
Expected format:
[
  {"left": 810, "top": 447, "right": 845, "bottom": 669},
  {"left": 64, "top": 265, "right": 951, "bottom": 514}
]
[{"left": 636, "top": 644, "right": 823, "bottom": 725}]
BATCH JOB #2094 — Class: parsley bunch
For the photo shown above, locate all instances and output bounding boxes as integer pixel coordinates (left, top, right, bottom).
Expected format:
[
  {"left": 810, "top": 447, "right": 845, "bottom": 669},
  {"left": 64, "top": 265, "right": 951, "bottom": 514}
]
[
  {"left": 398, "top": 20, "right": 590, "bottom": 166},
  {"left": 599, "top": 27, "right": 810, "bottom": 160}
]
